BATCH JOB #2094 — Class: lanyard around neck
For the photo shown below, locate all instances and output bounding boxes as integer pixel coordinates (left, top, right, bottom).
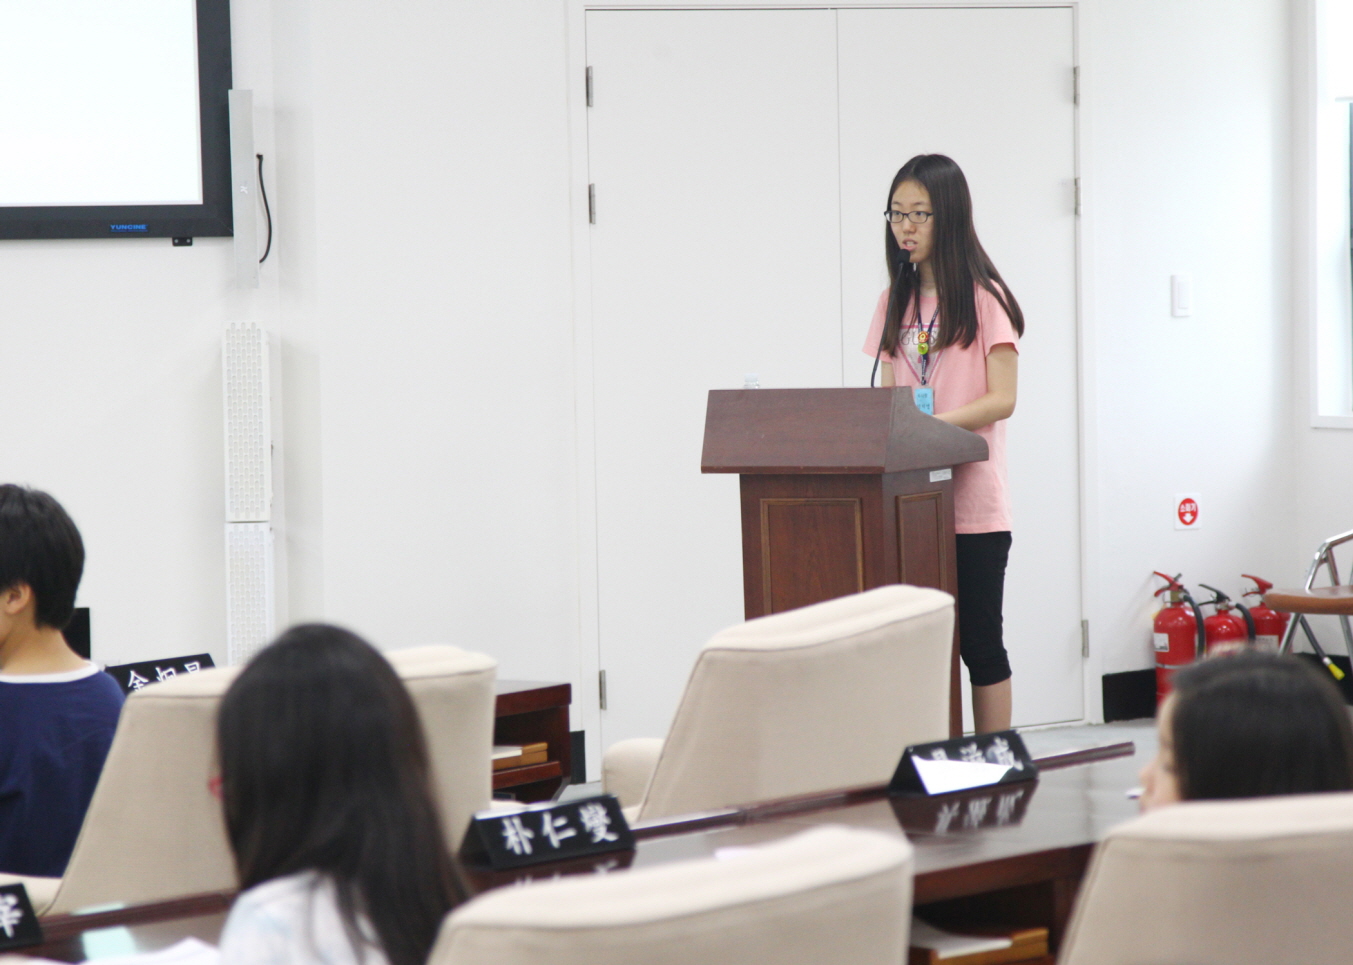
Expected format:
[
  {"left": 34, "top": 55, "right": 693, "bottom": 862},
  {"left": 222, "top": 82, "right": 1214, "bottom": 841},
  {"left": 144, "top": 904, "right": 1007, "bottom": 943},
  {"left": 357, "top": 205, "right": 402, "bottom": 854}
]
[{"left": 902, "top": 303, "right": 941, "bottom": 386}]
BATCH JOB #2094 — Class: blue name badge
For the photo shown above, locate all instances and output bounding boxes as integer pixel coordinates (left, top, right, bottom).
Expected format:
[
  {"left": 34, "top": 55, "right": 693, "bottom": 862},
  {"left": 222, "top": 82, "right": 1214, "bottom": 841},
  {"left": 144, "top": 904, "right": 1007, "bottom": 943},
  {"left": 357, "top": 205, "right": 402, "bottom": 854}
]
[{"left": 914, "top": 386, "right": 934, "bottom": 415}]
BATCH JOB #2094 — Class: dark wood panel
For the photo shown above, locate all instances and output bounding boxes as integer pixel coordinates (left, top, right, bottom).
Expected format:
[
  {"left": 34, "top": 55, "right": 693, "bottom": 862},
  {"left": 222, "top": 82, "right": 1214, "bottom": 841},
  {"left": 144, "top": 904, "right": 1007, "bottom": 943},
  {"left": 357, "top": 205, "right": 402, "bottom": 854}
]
[
  {"left": 491, "top": 760, "right": 562, "bottom": 791},
  {"left": 39, "top": 892, "right": 232, "bottom": 941},
  {"left": 494, "top": 681, "right": 571, "bottom": 717},
  {"left": 912, "top": 845, "right": 1093, "bottom": 906},
  {"left": 494, "top": 698, "right": 571, "bottom": 801},
  {"left": 702, "top": 387, "right": 987, "bottom": 474},
  {"left": 760, "top": 497, "right": 863, "bottom": 614},
  {"left": 741, "top": 475, "right": 886, "bottom": 619},
  {"left": 897, "top": 491, "right": 945, "bottom": 589}
]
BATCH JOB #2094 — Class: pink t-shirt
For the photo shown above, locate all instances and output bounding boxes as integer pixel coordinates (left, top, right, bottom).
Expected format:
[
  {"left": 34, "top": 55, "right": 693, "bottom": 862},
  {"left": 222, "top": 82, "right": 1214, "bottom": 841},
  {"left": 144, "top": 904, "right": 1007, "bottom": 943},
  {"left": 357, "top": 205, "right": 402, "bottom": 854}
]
[{"left": 862, "top": 286, "right": 1020, "bottom": 534}]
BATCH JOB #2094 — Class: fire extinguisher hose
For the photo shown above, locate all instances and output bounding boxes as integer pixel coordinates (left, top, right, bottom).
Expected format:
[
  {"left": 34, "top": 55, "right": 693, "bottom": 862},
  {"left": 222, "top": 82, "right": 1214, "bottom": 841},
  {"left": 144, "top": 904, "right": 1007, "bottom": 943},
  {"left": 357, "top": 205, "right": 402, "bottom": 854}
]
[
  {"left": 1234, "top": 601, "right": 1257, "bottom": 643},
  {"left": 1180, "top": 589, "right": 1206, "bottom": 658},
  {"left": 1297, "top": 616, "right": 1347, "bottom": 681}
]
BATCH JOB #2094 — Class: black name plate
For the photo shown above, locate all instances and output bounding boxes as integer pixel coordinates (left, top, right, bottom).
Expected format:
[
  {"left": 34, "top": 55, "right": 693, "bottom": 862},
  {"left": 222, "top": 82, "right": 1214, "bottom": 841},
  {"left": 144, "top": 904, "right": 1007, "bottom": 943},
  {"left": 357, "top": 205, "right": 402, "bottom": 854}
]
[
  {"left": 460, "top": 794, "right": 635, "bottom": 870},
  {"left": 105, "top": 653, "right": 215, "bottom": 695},
  {"left": 889, "top": 729, "right": 1038, "bottom": 797},
  {"left": 0, "top": 884, "right": 43, "bottom": 951}
]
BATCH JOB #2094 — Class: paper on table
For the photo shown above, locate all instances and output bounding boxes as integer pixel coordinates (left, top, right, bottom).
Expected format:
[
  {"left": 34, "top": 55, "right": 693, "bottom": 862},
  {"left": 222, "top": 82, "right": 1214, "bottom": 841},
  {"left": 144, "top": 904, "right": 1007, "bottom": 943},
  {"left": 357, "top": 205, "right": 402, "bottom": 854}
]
[
  {"left": 910, "top": 919, "right": 1013, "bottom": 959},
  {"left": 77, "top": 937, "right": 219, "bottom": 965},
  {"left": 911, "top": 758, "right": 1012, "bottom": 795},
  {"left": 713, "top": 846, "right": 758, "bottom": 861}
]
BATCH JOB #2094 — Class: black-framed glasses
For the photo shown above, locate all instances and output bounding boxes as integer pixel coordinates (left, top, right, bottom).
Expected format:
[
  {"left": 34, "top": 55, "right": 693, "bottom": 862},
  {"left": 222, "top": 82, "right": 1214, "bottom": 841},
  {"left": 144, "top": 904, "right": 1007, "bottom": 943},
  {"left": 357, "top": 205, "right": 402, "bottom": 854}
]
[{"left": 884, "top": 210, "right": 933, "bottom": 224}]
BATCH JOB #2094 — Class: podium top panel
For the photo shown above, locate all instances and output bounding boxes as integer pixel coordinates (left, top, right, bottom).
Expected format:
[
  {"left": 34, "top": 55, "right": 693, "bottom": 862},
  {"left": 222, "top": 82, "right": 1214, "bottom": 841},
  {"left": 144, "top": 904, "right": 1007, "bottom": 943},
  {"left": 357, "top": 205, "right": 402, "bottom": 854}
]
[{"left": 701, "top": 387, "right": 989, "bottom": 474}]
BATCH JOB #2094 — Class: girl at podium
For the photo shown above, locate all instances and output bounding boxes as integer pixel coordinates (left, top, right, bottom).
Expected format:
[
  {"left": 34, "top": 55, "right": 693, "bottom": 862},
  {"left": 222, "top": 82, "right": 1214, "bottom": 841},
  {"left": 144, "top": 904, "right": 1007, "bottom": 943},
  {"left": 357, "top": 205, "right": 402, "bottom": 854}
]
[{"left": 862, "top": 154, "right": 1023, "bottom": 734}]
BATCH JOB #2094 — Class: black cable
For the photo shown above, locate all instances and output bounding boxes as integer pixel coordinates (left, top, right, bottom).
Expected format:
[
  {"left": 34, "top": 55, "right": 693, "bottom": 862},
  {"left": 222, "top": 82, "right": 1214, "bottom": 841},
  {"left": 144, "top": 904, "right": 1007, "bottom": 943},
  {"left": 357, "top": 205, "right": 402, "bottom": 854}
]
[{"left": 256, "top": 153, "right": 273, "bottom": 264}]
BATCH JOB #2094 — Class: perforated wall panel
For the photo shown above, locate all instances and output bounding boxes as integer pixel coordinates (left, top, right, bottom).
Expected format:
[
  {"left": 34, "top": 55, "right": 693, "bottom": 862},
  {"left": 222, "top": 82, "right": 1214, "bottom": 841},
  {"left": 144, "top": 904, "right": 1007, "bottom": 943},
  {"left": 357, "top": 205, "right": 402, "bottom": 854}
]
[
  {"left": 223, "top": 322, "right": 271, "bottom": 523},
  {"left": 225, "top": 522, "right": 275, "bottom": 666}
]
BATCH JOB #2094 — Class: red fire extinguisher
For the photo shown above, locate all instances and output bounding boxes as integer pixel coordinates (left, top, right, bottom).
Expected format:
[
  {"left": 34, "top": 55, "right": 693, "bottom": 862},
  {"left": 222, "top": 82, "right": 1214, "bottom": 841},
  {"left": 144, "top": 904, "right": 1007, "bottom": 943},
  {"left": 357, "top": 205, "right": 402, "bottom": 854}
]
[
  {"left": 1197, "top": 583, "right": 1252, "bottom": 657},
  {"left": 1152, "top": 572, "right": 1202, "bottom": 704},
  {"left": 1241, "top": 574, "right": 1291, "bottom": 653}
]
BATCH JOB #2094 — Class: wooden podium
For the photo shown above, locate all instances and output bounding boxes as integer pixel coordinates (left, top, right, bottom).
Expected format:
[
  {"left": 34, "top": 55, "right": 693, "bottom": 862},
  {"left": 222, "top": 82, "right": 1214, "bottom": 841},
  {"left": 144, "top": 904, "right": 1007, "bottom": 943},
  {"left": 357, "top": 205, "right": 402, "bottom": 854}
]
[{"left": 701, "top": 387, "right": 988, "bottom": 736}]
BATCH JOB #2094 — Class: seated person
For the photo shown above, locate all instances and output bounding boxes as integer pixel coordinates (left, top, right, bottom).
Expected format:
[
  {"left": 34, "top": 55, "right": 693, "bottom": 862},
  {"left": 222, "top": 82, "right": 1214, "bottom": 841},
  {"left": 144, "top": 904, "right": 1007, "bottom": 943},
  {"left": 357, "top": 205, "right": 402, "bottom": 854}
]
[
  {"left": 0, "top": 485, "right": 125, "bottom": 877},
  {"left": 1141, "top": 650, "right": 1353, "bottom": 809},
  {"left": 216, "top": 623, "right": 465, "bottom": 965}
]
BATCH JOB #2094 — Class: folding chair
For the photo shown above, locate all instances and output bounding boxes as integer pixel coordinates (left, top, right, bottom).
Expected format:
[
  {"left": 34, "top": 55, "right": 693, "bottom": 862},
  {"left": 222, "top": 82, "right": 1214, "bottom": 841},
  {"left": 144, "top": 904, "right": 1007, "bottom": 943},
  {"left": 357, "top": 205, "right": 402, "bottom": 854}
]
[{"left": 1265, "top": 529, "right": 1353, "bottom": 674}]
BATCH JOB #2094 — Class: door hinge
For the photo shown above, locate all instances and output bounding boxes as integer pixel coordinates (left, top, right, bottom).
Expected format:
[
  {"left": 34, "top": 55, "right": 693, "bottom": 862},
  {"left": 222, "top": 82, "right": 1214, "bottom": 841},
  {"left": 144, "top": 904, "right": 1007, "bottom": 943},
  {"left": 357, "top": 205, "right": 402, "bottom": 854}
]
[
  {"left": 586, "top": 65, "right": 593, "bottom": 107},
  {"left": 1081, "top": 619, "right": 1090, "bottom": 658},
  {"left": 1073, "top": 177, "right": 1081, "bottom": 217},
  {"left": 1072, "top": 65, "right": 1079, "bottom": 106},
  {"left": 588, "top": 183, "right": 596, "bottom": 224},
  {"left": 598, "top": 669, "right": 608, "bottom": 710}
]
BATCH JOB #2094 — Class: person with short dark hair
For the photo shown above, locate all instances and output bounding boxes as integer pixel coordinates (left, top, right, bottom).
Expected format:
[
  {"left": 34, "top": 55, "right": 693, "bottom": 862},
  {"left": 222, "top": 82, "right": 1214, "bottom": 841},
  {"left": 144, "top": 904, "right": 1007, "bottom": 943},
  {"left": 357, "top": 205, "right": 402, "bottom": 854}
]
[
  {"left": 1140, "top": 651, "right": 1353, "bottom": 809},
  {"left": 0, "top": 484, "right": 125, "bottom": 877},
  {"left": 216, "top": 624, "right": 465, "bottom": 965}
]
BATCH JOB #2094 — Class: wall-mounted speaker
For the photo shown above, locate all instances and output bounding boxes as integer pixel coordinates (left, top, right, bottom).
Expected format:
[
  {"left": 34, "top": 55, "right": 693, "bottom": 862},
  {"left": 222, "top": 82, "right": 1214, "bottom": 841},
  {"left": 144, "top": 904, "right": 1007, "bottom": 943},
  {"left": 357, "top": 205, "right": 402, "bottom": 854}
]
[{"left": 223, "top": 321, "right": 274, "bottom": 664}]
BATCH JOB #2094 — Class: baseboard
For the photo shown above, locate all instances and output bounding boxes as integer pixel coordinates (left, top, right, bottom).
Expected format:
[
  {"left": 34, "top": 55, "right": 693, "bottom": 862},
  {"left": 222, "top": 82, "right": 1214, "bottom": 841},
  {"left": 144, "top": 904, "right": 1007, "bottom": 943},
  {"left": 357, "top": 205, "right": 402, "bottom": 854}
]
[
  {"left": 1102, "top": 656, "right": 1353, "bottom": 723},
  {"left": 1102, "top": 669, "right": 1155, "bottom": 722},
  {"left": 570, "top": 730, "right": 586, "bottom": 785},
  {"left": 1294, "top": 654, "right": 1353, "bottom": 703}
]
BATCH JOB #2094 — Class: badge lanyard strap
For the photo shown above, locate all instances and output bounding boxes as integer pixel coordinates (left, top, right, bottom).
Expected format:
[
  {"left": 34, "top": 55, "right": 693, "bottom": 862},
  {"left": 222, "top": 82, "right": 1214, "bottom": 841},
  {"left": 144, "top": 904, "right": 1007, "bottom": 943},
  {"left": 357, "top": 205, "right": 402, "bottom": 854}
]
[{"left": 901, "top": 305, "right": 941, "bottom": 386}]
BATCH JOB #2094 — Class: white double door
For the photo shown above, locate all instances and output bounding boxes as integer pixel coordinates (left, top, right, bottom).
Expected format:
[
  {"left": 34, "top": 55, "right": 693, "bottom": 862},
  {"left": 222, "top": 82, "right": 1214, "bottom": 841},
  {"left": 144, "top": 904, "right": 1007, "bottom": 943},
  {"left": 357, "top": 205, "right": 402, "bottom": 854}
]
[{"left": 584, "top": 6, "right": 1080, "bottom": 748}]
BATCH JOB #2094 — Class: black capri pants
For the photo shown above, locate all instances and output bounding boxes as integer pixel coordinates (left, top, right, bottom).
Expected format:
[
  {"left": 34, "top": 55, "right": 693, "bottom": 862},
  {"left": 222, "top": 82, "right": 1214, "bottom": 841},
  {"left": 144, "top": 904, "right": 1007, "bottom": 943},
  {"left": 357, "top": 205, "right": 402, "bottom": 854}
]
[{"left": 955, "top": 531, "right": 1013, "bottom": 687}]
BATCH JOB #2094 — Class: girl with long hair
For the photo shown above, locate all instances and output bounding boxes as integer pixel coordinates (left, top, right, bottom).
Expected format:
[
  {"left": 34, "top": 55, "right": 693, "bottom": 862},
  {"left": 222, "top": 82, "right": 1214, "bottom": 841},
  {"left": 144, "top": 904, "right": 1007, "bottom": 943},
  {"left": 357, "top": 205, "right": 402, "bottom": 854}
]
[
  {"left": 1140, "top": 652, "right": 1353, "bottom": 809},
  {"left": 863, "top": 154, "right": 1024, "bottom": 733},
  {"left": 216, "top": 624, "right": 465, "bottom": 965}
]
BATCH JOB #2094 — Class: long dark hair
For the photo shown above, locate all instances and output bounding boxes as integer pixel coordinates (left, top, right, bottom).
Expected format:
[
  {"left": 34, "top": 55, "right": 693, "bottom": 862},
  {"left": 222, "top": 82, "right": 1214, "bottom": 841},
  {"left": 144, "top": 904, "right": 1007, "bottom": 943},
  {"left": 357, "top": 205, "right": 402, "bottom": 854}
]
[
  {"left": 1170, "top": 652, "right": 1353, "bottom": 801},
  {"left": 217, "top": 624, "right": 465, "bottom": 965},
  {"left": 881, "top": 154, "right": 1024, "bottom": 355}
]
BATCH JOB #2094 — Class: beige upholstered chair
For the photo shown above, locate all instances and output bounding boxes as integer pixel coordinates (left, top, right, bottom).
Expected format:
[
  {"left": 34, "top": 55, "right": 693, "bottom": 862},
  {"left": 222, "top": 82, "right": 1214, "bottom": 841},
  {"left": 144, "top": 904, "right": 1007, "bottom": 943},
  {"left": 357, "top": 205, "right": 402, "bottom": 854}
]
[
  {"left": 1060, "top": 792, "right": 1353, "bottom": 965},
  {"left": 429, "top": 825, "right": 913, "bottom": 965},
  {"left": 0, "top": 644, "right": 495, "bottom": 916},
  {"left": 603, "top": 584, "right": 953, "bottom": 822},
  {"left": 384, "top": 646, "right": 498, "bottom": 849}
]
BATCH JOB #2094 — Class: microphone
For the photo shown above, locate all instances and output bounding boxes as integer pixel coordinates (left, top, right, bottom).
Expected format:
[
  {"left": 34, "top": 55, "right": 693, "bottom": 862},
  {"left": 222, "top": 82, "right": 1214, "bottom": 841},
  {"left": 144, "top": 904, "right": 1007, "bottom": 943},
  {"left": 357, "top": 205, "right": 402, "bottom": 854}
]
[{"left": 871, "top": 249, "right": 911, "bottom": 388}]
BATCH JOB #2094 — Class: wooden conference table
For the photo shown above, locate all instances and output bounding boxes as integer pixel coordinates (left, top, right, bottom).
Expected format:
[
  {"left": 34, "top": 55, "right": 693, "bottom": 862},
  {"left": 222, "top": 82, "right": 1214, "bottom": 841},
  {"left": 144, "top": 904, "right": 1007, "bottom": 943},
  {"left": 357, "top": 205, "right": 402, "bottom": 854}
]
[{"left": 24, "top": 741, "right": 1140, "bottom": 962}]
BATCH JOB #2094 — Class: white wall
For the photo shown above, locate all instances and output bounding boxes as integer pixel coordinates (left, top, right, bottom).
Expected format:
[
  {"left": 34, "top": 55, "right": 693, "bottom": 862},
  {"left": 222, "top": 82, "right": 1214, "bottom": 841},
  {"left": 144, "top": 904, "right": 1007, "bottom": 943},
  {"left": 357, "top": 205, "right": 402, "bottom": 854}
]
[
  {"left": 1, "top": 0, "right": 1303, "bottom": 732},
  {"left": 1078, "top": 0, "right": 1297, "bottom": 706},
  {"left": 1293, "top": 0, "right": 1353, "bottom": 652},
  {"left": 0, "top": 239, "right": 233, "bottom": 666},
  {"left": 302, "top": 1, "right": 579, "bottom": 686}
]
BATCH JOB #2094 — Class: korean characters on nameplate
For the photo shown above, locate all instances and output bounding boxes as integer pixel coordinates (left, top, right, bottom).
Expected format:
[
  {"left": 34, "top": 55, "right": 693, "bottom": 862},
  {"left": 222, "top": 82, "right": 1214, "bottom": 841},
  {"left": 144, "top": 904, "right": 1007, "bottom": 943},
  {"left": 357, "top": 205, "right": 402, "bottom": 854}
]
[
  {"left": 464, "top": 795, "right": 635, "bottom": 870},
  {"left": 0, "top": 885, "right": 43, "bottom": 951},
  {"left": 106, "top": 654, "right": 215, "bottom": 696}
]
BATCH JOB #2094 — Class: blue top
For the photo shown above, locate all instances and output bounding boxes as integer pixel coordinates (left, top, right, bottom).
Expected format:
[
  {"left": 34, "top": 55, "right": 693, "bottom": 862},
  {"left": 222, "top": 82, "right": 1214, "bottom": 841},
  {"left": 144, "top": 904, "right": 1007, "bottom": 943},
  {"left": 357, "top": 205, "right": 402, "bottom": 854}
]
[{"left": 0, "top": 665, "right": 125, "bottom": 876}]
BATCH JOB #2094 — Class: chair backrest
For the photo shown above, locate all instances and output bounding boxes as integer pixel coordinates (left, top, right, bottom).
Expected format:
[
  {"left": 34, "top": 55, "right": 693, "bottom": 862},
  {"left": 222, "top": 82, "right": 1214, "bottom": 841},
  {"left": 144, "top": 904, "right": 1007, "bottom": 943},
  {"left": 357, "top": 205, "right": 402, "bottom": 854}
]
[
  {"left": 1060, "top": 792, "right": 1353, "bottom": 965},
  {"left": 384, "top": 645, "right": 497, "bottom": 848},
  {"left": 47, "top": 665, "right": 241, "bottom": 915},
  {"left": 47, "top": 645, "right": 495, "bottom": 916},
  {"left": 639, "top": 584, "right": 953, "bottom": 820},
  {"left": 429, "top": 825, "right": 913, "bottom": 965}
]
